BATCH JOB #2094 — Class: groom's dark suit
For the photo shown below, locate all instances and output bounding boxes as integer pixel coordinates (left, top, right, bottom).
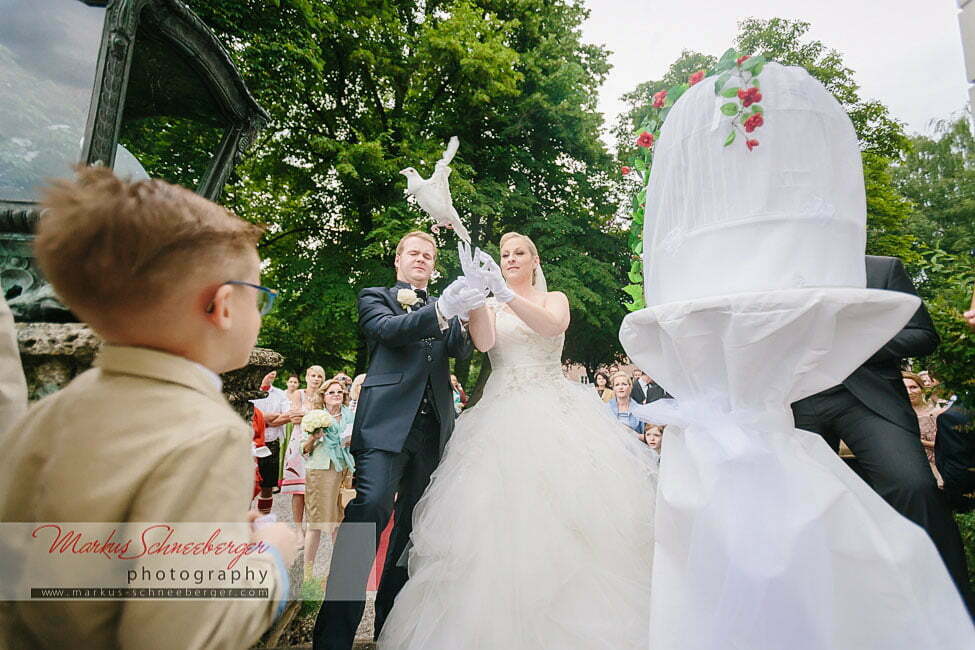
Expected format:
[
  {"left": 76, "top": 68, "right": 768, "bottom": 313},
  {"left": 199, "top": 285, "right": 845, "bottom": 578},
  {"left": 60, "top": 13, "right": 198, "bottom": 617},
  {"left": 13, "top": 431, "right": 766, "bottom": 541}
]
[
  {"left": 791, "top": 255, "right": 973, "bottom": 615},
  {"left": 314, "top": 282, "right": 473, "bottom": 650}
]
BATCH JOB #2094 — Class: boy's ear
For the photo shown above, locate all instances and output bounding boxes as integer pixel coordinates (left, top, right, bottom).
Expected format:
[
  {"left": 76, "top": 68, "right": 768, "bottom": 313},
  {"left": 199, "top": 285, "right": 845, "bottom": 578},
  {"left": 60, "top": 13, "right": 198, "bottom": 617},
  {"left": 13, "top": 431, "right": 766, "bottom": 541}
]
[{"left": 204, "top": 284, "right": 234, "bottom": 331}]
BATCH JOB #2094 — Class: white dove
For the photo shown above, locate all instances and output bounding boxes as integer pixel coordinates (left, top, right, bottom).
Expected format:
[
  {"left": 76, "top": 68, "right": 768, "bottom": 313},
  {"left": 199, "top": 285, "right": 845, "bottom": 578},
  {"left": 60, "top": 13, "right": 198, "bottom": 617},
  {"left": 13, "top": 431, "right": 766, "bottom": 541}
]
[{"left": 400, "top": 136, "right": 471, "bottom": 243}]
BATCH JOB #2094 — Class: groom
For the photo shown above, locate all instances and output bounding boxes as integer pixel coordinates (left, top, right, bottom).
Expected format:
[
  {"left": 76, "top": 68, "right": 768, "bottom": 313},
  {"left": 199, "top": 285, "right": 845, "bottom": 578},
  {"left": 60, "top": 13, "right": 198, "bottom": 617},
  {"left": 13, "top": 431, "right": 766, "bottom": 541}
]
[
  {"left": 314, "top": 231, "right": 481, "bottom": 650},
  {"left": 792, "top": 254, "right": 974, "bottom": 614}
]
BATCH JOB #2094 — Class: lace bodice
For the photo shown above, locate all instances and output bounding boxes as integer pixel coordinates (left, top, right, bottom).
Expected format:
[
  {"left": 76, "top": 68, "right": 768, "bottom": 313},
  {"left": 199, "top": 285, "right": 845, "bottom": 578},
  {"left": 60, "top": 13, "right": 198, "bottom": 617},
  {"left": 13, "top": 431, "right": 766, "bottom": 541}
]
[{"left": 485, "top": 300, "right": 565, "bottom": 388}]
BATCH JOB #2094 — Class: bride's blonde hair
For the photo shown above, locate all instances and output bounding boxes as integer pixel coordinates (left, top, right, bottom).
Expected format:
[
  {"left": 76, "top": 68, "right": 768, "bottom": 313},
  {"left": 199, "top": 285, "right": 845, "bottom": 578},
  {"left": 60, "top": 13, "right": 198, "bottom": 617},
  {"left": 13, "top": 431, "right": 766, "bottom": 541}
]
[{"left": 499, "top": 231, "right": 540, "bottom": 284}]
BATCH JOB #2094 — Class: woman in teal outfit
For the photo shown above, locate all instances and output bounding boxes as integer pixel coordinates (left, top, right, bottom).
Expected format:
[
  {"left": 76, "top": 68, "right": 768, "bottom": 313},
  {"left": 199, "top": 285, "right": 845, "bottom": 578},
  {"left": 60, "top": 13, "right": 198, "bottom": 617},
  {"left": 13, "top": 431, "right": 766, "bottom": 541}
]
[{"left": 301, "top": 378, "right": 355, "bottom": 579}]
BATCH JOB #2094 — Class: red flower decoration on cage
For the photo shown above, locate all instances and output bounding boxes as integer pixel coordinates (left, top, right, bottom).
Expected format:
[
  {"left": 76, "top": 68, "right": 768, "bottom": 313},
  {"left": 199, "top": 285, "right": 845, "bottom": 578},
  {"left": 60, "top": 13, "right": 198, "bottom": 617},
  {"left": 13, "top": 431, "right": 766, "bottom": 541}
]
[
  {"left": 737, "top": 87, "right": 763, "bottom": 108},
  {"left": 744, "top": 114, "right": 764, "bottom": 133},
  {"left": 635, "top": 131, "right": 655, "bottom": 148}
]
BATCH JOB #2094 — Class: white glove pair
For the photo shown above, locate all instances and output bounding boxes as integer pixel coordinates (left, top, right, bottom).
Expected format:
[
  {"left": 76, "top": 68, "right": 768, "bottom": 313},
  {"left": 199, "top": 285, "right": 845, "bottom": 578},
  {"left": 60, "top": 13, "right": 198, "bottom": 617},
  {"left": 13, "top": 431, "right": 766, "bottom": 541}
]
[
  {"left": 457, "top": 241, "right": 515, "bottom": 304},
  {"left": 438, "top": 275, "right": 487, "bottom": 321}
]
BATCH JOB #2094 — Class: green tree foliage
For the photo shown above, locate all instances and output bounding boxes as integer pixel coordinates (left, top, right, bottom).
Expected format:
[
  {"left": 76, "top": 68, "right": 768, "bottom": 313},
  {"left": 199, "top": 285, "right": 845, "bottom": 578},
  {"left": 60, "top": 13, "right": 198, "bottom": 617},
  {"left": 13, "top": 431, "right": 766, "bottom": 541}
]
[
  {"left": 894, "top": 116, "right": 975, "bottom": 403},
  {"left": 612, "top": 51, "right": 716, "bottom": 162},
  {"left": 862, "top": 153, "right": 919, "bottom": 265},
  {"left": 180, "top": 0, "right": 629, "bottom": 382},
  {"left": 896, "top": 117, "right": 975, "bottom": 262}
]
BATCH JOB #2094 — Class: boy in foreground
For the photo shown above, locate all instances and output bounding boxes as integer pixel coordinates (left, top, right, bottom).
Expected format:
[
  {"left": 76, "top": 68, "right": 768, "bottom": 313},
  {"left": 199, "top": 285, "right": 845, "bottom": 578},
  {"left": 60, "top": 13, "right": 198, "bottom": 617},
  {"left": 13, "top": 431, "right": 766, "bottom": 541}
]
[{"left": 0, "top": 167, "right": 296, "bottom": 649}]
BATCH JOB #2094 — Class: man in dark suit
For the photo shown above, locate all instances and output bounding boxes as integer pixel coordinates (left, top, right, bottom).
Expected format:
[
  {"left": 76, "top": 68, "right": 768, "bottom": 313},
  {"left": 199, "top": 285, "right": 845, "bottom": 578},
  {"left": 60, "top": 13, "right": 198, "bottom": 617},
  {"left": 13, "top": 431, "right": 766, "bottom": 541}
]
[
  {"left": 630, "top": 369, "right": 668, "bottom": 405},
  {"left": 936, "top": 403, "right": 975, "bottom": 510},
  {"left": 791, "top": 255, "right": 973, "bottom": 614},
  {"left": 315, "top": 232, "right": 479, "bottom": 650}
]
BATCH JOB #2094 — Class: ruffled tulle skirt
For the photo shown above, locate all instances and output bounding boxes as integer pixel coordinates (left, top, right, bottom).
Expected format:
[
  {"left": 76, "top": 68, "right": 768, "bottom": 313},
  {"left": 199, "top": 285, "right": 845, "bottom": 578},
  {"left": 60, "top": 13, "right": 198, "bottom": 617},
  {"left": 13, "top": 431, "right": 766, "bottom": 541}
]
[{"left": 378, "top": 367, "right": 658, "bottom": 649}]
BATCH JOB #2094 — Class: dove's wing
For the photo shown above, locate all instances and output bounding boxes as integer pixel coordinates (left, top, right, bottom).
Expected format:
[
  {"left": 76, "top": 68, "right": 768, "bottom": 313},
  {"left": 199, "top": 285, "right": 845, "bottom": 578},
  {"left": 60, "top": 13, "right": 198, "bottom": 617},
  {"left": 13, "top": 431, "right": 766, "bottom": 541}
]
[
  {"left": 428, "top": 164, "right": 452, "bottom": 193},
  {"left": 436, "top": 136, "right": 459, "bottom": 170}
]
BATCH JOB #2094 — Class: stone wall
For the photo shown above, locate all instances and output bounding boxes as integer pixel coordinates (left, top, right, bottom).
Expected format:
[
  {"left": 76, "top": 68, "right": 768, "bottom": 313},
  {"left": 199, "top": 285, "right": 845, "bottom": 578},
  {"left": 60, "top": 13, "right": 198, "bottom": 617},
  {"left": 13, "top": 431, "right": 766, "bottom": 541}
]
[{"left": 15, "top": 322, "right": 283, "bottom": 417}]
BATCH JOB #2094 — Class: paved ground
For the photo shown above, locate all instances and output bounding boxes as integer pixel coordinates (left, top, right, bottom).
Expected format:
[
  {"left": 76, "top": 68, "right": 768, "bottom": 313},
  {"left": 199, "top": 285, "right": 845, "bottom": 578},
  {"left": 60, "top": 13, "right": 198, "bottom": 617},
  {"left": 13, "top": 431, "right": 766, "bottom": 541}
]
[{"left": 270, "top": 493, "right": 376, "bottom": 645}]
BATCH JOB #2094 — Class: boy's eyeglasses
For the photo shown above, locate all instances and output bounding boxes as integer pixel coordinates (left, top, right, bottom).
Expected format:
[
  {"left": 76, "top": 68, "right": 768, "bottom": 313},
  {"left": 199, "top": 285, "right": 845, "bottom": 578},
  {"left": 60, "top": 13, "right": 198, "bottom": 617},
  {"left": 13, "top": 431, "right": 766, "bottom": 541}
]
[{"left": 224, "top": 281, "right": 278, "bottom": 315}]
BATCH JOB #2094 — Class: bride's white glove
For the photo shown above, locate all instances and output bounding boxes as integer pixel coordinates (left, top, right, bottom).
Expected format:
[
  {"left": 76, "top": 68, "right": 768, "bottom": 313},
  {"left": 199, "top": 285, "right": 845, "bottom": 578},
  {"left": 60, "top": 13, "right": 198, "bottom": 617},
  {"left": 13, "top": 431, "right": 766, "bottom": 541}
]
[
  {"left": 457, "top": 241, "right": 488, "bottom": 293},
  {"left": 438, "top": 277, "right": 486, "bottom": 320},
  {"left": 474, "top": 249, "right": 515, "bottom": 303}
]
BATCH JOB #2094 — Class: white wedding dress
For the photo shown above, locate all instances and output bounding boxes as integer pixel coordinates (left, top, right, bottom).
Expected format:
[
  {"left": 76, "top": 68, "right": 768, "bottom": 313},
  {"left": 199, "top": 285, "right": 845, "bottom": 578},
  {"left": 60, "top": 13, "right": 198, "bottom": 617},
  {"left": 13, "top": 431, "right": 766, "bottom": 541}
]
[{"left": 378, "top": 300, "right": 658, "bottom": 650}]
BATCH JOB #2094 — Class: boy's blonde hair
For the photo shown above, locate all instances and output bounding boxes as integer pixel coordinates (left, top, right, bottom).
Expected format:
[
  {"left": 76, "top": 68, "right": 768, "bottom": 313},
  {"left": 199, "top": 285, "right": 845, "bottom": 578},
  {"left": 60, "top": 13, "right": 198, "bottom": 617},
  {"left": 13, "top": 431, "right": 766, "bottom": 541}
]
[
  {"left": 35, "top": 166, "right": 264, "bottom": 317},
  {"left": 395, "top": 231, "right": 437, "bottom": 256}
]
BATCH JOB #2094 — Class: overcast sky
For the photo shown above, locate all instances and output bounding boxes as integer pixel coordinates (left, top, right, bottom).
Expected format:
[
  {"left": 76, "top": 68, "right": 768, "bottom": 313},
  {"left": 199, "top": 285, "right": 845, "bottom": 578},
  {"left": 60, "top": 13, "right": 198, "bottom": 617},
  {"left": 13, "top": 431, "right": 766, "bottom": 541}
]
[{"left": 582, "top": 0, "right": 970, "bottom": 143}]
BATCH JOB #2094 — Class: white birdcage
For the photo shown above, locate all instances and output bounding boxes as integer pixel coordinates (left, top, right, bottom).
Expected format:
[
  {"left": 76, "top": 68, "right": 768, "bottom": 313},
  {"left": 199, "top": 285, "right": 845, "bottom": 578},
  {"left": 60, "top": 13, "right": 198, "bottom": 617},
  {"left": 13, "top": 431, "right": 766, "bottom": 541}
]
[
  {"left": 644, "top": 63, "right": 867, "bottom": 307},
  {"left": 619, "top": 62, "right": 974, "bottom": 650}
]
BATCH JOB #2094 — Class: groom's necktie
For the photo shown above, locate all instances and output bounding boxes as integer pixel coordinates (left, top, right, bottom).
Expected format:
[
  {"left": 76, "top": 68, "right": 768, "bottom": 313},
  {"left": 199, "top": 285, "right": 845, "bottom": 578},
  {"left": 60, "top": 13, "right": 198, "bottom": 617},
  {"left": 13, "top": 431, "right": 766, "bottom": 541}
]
[{"left": 414, "top": 288, "right": 428, "bottom": 305}]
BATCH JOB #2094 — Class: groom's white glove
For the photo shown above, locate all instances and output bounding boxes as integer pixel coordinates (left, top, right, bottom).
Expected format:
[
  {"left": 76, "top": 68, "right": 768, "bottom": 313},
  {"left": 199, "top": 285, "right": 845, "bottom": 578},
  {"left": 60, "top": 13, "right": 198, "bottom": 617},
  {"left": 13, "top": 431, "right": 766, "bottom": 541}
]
[
  {"left": 475, "top": 250, "right": 515, "bottom": 303},
  {"left": 437, "top": 277, "right": 486, "bottom": 321}
]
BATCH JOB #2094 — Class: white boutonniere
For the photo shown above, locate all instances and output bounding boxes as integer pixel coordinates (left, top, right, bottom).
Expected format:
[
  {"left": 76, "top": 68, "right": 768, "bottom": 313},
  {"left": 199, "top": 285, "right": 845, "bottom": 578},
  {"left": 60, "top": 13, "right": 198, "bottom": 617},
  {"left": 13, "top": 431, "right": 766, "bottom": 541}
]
[{"left": 397, "top": 288, "right": 419, "bottom": 311}]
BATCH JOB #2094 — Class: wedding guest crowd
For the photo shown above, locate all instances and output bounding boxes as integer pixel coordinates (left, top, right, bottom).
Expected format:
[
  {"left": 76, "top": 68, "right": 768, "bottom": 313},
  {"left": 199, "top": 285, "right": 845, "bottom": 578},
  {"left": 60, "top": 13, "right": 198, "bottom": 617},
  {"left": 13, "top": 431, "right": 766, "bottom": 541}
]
[{"left": 256, "top": 367, "right": 359, "bottom": 557}]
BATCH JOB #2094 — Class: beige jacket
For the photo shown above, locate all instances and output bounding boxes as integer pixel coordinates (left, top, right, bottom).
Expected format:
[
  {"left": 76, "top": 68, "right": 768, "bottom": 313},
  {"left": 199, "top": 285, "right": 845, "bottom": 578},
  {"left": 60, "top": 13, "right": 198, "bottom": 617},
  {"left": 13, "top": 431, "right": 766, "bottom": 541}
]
[
  {"left": 0, "top": 345, "right": 284, "bottom": 650},
  {"left": 0, "top": 295, "right": 26, "bottom": 433}
]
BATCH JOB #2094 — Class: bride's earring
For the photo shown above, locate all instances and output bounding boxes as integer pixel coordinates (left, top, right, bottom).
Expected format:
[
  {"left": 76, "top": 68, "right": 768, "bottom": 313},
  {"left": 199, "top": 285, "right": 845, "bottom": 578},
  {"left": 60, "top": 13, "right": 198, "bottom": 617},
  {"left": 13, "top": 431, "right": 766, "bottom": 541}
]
[{"left": 532, "top": 266, "right": 537, "bottom": 285}]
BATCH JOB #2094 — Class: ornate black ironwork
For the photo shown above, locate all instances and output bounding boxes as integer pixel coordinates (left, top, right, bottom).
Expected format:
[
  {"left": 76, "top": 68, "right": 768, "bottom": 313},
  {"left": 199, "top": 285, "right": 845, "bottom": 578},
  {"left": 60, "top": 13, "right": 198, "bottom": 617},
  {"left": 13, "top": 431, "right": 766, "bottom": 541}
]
[{"left": 1, "top": 0, "right": 268, "bottom": 321}]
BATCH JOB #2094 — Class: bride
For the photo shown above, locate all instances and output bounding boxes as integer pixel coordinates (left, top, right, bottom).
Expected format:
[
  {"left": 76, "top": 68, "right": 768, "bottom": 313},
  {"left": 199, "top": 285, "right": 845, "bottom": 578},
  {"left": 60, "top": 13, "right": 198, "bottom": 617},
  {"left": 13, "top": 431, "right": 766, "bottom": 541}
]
[{"left": 377, "top": 232, "right": 658, "bottom": 650}]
